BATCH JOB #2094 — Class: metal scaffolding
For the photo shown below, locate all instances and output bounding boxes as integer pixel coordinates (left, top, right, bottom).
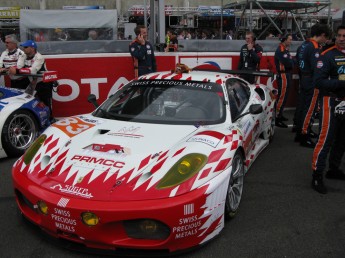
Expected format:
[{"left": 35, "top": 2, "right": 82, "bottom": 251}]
[{"left": 224, "top": 0, "right": 332, "bottom": 40}]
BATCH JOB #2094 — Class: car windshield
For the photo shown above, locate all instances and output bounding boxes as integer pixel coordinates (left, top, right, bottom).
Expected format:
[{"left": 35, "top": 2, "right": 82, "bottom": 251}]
[{"left": 92, "top": 79, "right": 226, "bottom": 125}]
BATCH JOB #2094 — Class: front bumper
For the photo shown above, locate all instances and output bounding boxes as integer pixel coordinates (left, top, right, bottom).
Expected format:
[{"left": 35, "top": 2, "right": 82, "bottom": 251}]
[{"left": 12, "top": 169, "right": 221, "bottom": 254}]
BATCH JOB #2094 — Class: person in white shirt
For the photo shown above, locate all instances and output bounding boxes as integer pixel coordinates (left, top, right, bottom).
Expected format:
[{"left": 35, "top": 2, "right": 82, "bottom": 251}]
[
  {"left": 0, "top": 34, "right": 28, "bottom": 89},
  {"left": 9, "top": 40, "right": 54, "bottom": 119}
]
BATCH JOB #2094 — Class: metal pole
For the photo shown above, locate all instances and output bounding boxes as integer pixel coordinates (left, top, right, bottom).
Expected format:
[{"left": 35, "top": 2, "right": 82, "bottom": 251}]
[
  {"left": 255, "top": 0, "right": 283, "bottom": 35},
  {"left": 158, "top": 0, "right": 165, "bottom": 45},
  {"left": 144, "top": 0, "right": 147, "bottom": 28},
  {"left": 149, "top": 0, "right": 155, "bottom": 44},
  {"left": 291, "top": 11, "right": 304, "bottom": 41},
  {"left": 220, "top": 0, "right": 223, "bottom": 39},
  {"left": 249, "top": 0, "right": 253, "bottom": 32},
  {"left": 257, "top": 10, "right": 284, "bottom": 39}
]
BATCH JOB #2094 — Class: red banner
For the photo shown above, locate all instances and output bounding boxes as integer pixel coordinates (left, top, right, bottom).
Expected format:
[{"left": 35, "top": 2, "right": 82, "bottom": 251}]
[
  {"left": 4, "top": 52, "right": 296, "bottom": 118},
  {"left": 46, "top": 55, "right": 175, "bottom": 117}
]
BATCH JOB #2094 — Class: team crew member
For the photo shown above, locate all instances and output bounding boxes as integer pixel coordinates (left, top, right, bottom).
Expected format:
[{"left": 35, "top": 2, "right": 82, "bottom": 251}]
[
  {"left": 129, "top": 25, "right": 157, "bottom": 78},
  {"left": 0, "top": 34, "right": 28, "bottom": 89},
  {"left": 274, "top": 34, "right": 294, "bottom": 128},
  {"left": 238, "top": 31, "right": 263, "bottom": 84},
  {"left": 294, "top": 24, "right": 330, "bottom": 148},
  {"left": 311, "top": 25, "right": 345, "bottom": 194},
  {"left": 9, "top": 40, "right": 54, "bottom": 118}
]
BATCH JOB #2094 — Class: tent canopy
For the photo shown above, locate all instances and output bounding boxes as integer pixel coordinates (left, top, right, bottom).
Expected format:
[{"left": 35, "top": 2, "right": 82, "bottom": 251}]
[{"left": 20, "top": 9, "right": 117, "bottom": 41}]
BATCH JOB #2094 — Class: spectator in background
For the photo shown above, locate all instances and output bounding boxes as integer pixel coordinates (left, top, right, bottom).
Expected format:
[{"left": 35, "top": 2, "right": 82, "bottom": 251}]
[
  {"left": 185, "top": 30, "right": 192, "bottom": 40},
  {"left": 177, "top": 30, "right": 186, "bottom": 40},
  {"left": 266, "top": 32, "right": 275, "bottom": 39},
  {"left": 238, "top": 31, "right": 263, "bottom": 83},
  {"left": 88, "top": 30, "right": 98, "bottom": 40},
  {"left": 165, "top": 29, "right": 178, "bottom": 52},
  {"left": 53, "top": 28, "right": 69, "bottom": 41},
  {"left": 226, "top": 30, "right": 233, "bottom": 40},
  {"left": 129, "top": 25, "right": 157, "bottom": 78},
  {"left": 201, "top": 31, "right": 208, "bottom": 40},
  {"left": 0, "top": 34, "right": 28, "bottom": 89}
]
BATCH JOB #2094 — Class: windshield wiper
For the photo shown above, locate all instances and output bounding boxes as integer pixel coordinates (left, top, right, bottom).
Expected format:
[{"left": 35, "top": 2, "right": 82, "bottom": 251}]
[{"left": 98, "top": 108, "right": 118, "bottom": 119}]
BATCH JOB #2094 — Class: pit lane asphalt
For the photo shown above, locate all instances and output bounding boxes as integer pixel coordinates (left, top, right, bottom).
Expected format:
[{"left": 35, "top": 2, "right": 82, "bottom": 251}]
[{"left": 1, "top": 110, "right": 345, "bottom": 258}]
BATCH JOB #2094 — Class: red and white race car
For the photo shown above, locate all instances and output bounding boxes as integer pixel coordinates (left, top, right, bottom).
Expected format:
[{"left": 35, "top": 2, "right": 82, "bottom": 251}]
[{"left": 12, "top": 67, "right": 275, "bottom": 255}]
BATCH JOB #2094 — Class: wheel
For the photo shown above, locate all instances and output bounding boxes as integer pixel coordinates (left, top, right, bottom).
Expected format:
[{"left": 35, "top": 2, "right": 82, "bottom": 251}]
[
  {"left": 225, "top": 150, "right": 245, "bottom": 220},
  {"left": 1, "top": 110, "right": 39, "bottom": 157}
]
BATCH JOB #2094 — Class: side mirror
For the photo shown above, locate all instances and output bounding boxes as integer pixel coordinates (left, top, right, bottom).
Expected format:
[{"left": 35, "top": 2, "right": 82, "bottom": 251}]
[
  {"left": 249, "top": 103, "right": 263, "bottom": 114},
  {"left": 235, "top": 104, "right": 263, "bottom": 121},
  {"left": 87, "top": 94, "right": 99, "bottom": 108}
]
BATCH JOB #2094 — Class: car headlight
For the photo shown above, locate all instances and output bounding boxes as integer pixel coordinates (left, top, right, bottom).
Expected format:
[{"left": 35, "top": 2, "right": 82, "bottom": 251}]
[
  {"left": 23, "top": 134, "right": 47, "bottom": 165},
  {"left": 37, "top": 200, "right": 49, "bottom": 215},
  {"left": 157, "top": 153, "right": 207, "bottom": 189},
  {"left": 81, "top": 212, "right": 99, "bottom": 226}
]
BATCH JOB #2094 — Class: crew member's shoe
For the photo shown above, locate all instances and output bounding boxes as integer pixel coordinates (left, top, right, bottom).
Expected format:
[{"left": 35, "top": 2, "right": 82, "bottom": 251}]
[
  {"left": 311, "top": 173, "right": 327, "bottom": 194},
  {"left": 275, "top": 118, "right": 288, "bottom": 128},
  {"left": 325, "top": 168, "right": 345, "bottom": 180},
  {"left": 300, "top": 134, "right": 315, "bottom": 148},
  {"left": 281, "top": 115, "right": 289, "bottom": 121}
]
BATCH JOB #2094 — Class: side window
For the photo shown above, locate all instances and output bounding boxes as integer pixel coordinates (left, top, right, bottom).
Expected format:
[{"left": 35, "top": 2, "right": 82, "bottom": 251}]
[{"left": 226, "top": 78, "right": 250, "bottom": 120}]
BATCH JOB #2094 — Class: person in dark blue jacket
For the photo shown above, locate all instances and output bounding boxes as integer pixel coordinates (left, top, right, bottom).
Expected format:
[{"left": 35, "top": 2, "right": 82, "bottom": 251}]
[
  {"left": 311, "top": 25, "right": 345, "bottom": 194},
  {"left": 129, "top": 25, "right": 157, "bottom": 78},
  {"left": 274, "top": 34, "right": 295, "bottom": 128},
  {"left": 294, "top": 24, "right": 330, "bottom": 148},
  {"left": 238, "top": 31, "right": 263, "bottom": 84}
]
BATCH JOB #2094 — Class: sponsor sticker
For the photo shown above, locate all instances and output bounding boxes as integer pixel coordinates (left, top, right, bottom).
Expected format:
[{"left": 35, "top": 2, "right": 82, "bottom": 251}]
[
  {"left": 50, "top": 184, "right": 93, "bottom": 199},
  {"left": 184, "top": 203, "right": 194, "bottom": 215},
  {"left": 173, "top": 215, "right": 201, "bottom": 239},
  {"left": 57, "top": 197, "right": 70, "bottom": 207},
  {"left": 52, "top": 116, "right": 96, "bottom": 137},
  {"left": 52, "top": 207, "right": 76, "bottom": 232},
  {"left": 70, "top": 154, "right": 125, "bottom": 168}
]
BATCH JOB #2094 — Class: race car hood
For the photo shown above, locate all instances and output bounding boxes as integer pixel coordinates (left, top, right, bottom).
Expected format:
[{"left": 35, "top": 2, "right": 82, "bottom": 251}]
[{"left": 17, "top": 115, "right": 226, "bottom": 201}]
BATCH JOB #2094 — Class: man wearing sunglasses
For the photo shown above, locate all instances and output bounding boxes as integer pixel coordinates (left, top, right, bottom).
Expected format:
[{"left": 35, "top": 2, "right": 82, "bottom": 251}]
[{"left": 0, "top": 34, "right": 28, "bottom": 89}]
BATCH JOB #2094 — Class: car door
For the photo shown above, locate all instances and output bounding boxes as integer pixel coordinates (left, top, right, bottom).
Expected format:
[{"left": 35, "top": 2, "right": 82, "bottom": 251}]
[{"left": 226, "top": 78, "right": 262, "bottom": 154}]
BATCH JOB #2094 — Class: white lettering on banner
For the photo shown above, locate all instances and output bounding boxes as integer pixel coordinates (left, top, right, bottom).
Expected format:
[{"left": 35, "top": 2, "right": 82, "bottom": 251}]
[
  {"left": 81, "top": 78, "right": 108, "bottom": 99},
  {"left": 45, "top": 74, "right": 58, "bottom": 80},
  {"left": 53, "top": 77, "right": 129, "bottom": 102},
  {"left": 107, "top": 77, "right": 129, "bottom": 97},
  {"left": 54, "top": 79, "right": 80, "bottom": 102}
]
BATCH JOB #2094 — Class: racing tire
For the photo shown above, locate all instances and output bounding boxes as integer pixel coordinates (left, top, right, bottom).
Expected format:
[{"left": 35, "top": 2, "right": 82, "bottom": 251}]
[
  {"left": 1, "top": 110, "right": 39, "bottom": 157},
  {"left": 225, "top": 150, "right": 245, "bottom": 220}
]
